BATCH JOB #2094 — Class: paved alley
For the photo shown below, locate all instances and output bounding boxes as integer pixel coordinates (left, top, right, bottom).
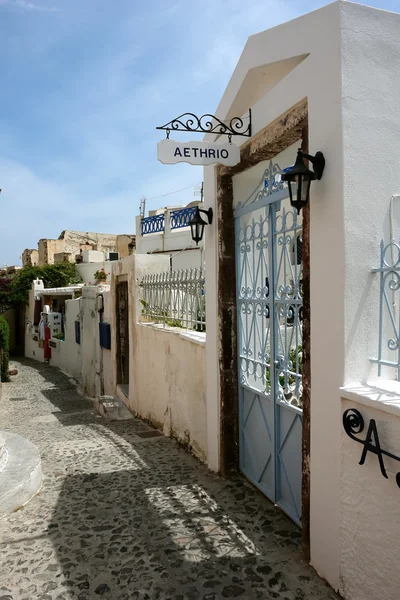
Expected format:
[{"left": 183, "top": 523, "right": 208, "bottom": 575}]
[{"left": 0, "top": 360, "right": 337, "bottom": 600}]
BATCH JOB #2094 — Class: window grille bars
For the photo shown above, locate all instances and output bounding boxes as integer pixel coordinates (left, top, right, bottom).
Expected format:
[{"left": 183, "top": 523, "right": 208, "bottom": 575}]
[{"left": 371, "top": 240, "right": 400, "bottom": 380}]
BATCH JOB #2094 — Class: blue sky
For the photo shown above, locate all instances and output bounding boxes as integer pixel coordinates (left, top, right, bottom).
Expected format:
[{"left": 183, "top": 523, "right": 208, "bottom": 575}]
[{"left": 0, "top": 0, "right": 397, "bottom": 265}]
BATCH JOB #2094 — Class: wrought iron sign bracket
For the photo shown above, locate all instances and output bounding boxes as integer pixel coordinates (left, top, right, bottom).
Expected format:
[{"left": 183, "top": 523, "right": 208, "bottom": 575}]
[
  {"left": 343, "top": 408, "right": 400, "bottom": 487},
  {"left": 157, "top": 109, "right": 252, "bottom": 140}
]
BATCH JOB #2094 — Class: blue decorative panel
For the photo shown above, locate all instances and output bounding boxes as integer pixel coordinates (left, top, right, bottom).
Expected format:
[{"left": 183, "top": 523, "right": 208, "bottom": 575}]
[{"left": 99, "top": 322, "right": 111, "bottom": 350}]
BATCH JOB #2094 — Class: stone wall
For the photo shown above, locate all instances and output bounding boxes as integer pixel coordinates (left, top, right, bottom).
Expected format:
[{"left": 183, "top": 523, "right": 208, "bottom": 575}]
[
  {"left": 21, "top": 249, "right": 39, "bottom": 268},
  {"left": 36, "top": 231, "right": 135, "bottom": 266}
]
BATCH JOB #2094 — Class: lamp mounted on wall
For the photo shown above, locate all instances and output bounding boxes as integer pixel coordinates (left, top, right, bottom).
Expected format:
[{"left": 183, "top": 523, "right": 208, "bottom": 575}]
[
  {"left": 281, "top": 148, "right": 325, "bottom": 214},
  {"left": 189, "top": 206, "right": 213, "bottom": 245}
]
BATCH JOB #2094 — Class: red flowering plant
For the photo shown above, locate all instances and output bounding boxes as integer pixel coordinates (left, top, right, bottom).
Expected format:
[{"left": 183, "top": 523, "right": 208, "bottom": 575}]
[{"left": 94, "top": 268, "right": 108, "bottom": 283}]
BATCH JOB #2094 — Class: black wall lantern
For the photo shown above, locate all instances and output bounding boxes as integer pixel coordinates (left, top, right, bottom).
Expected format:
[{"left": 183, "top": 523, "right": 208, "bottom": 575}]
[
  {"left": 281, "top": 148, "right": 325, "bottom": 214},
  {"left": 189, "top": 207, "right": 213, "bottom": 245}
]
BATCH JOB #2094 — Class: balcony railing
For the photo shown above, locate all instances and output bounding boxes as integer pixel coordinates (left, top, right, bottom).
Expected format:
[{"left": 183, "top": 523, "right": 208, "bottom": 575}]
[
  {"left": 141, "top": 213, "right": 165, "bottom": 235},
  {"left": 170, "top": 207, "right": 197, "bottom": 230},
  {"left": 141, "top": 206, "right": 198, "bottom": 235},
  {"left": 139, "top": 267, "right": 206, "bottom": 331}
]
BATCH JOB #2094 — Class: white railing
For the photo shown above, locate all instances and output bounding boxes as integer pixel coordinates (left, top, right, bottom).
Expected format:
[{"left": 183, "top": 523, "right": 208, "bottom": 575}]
[{"left": 139, "top": 268, "right": 205, "bottom": 331}]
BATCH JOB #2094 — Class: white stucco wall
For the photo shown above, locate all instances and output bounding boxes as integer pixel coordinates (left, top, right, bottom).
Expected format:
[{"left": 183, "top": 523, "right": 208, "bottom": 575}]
[
  {"left": 25, "top": 280, "right": 44, "bottom": 363},
  {"left": 110, "top": 253, "right": 207, "bottom": 461},
  {"left": 203, "top": 0, "right": 400, "bottom": 593},
  {"left": 80, "top": 285, "right": 113, "bottom": 398},
  {"left": 77, "top": 260, "right": 115, "bottom": 285},
  {"left": 340, "top": 396, "right": 400, "bottom": 600},
  {"left": 132, "top": 324, "right": 207, "bottom": 461},
  {"left": 102, "top": 290, "right": 114, "bottom": 396},
  {"left": 49, "top": 298, "right": 81, "bottom": 379}
]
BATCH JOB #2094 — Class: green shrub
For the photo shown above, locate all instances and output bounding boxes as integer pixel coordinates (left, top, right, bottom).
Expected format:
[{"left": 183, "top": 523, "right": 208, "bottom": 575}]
[
  {"left": 4, "top": 263, "right": 79, "bottom": 307},
  {"left": 0, "top": 316, "right": 10, "bottom": 383}
]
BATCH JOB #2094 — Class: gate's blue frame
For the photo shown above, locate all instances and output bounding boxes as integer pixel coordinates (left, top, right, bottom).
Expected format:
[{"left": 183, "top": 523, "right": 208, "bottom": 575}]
[{"left": 234, "top": 162, "right": 303, "bottom": 525}]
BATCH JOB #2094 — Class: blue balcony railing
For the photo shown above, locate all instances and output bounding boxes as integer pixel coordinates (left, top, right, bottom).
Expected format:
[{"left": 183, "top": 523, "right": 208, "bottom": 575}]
[
  {"left": 141, "top": 214, "right": 165, "bottom": 235},
  {"left": 170, "top": 207, "right": 197, "bottom": 230},
  {"left": 141, "top": 206, "right": 198, "bottom": 235}
]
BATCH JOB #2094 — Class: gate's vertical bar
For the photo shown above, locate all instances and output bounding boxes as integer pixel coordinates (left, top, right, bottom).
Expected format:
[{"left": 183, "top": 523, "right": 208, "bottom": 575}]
[
  {"left": 235, "top": 214, "right": 244, "bottom": 473},
  {"left": 378, "top": 240, "right": 384, "bottom": 377},
  {"left": 270, "top": 202, "right": 279, "bottom": 503}
]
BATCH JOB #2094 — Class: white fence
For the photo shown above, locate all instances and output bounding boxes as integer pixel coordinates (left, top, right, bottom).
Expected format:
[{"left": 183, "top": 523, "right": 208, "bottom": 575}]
[{"left": 139, "top": 268, "right": 206, "bottom": 331}]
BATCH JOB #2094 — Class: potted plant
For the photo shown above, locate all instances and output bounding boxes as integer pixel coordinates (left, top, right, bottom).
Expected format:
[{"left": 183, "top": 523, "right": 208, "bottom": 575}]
[{"left": 94, "top": 268, "right": 108, "bottom": 285}]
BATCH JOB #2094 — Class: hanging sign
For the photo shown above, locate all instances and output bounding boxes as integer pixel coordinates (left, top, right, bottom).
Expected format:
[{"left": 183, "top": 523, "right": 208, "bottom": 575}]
[{"left": 157, "top": 139, "right": 240, "bottom": 167}]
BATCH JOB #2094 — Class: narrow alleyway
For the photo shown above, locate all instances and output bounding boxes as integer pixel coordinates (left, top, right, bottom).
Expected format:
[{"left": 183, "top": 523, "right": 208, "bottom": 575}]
[{"left": 0, "top": 360, "right": 337, "bottom": 600}]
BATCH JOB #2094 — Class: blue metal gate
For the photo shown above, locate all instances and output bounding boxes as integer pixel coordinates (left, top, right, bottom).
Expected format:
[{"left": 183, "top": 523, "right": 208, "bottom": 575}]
[{"left": 235, "top": 160, "right": 303, "bottom": 525}]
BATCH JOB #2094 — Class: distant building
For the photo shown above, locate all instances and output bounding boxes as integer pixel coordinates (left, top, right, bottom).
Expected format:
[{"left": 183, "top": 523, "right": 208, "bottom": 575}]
[{"left": 22, "top": 230, "right": 136, "bottom": 267}]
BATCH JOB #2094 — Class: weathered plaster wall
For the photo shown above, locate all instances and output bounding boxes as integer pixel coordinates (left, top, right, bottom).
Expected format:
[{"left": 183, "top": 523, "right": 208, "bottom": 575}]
[
  {"left": 54, "top": 252, "right": 74, "bottom": 264},
  {"left": 38, "top": 238, "right": 64, "bottom": 266},
  {"left": 109, "top": 254, "right": 206, "bottom": 459},
  {"left": 37, "top": 230, "right": 135, "bottom": 266},
  {"left": 116, "top": 234, "right": 136, "bottom": 258},
  {"left": 21, "top": 249, "right": 38, "bottom": 267},
  {"left": 102, "top": 290, "right": 114, "bottom": 396},
  {"left": 80, "top": 285, "right": 111, "bottom": 398},
  {"left": 133, "top": 325, "right": 207, "bottom": 461}
]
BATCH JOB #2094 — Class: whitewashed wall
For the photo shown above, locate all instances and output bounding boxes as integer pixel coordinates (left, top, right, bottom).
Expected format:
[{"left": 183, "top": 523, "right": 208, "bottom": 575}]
[
  {"left": 80, "top": 285, "right": 113, "bottom": 398},
  {"left": 49, "top": 298, "right": 81, "bottom": 379},
  {"left": 102, "top": 290, "right": 114, "bottom": 396},
  {"left": 110, "top": 254, "right": 207, "bottom": 461},
  {"left": 133, "top": 324, "right": 207, "bottom": 461},
  {"left": 203, "top": 0, "right": 400, "bottom": 595},
  {"left": 340, "top": 396, "right": 400, "bottom": 600},
  {"left": 25, "top": 280, "right": 44, "bottom": 363},
  {"left": 77, "top": 260, "right": 115, "bottom": 285}
]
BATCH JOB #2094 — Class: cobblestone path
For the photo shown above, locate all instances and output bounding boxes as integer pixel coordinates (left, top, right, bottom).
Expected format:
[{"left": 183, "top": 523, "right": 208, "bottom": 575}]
[{"left": 0, "top": 360, "right": 338, "bottom": 600}]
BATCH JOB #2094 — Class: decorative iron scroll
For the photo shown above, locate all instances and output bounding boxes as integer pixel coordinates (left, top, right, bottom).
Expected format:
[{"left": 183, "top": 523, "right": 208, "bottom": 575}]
[
  {"left": 156, "top": 110, "right": 251, "bottom": 138},
  {"left": 343, "top": 408, "right": 400, "bottom": 487},
  {"left": 235, "top": 161, "right": 291, "bottom": 211}
]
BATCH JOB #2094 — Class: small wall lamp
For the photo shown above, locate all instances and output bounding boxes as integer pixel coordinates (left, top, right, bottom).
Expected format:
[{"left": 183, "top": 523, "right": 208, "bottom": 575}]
[
  {"left": 281, "top": 148, "right": 325, "bottom": 214},
  {"left": 189, "top": 206, "right": 213, "bottom": 245}
]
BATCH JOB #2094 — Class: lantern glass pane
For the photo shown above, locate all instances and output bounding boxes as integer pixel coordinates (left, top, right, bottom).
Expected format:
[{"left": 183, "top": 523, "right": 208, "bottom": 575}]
[
  {"left": 302, "top": 178, "right": 311, "bottom": 203},
  {"left": 295, "top": 174, "right": 303, "bottom": 205}
]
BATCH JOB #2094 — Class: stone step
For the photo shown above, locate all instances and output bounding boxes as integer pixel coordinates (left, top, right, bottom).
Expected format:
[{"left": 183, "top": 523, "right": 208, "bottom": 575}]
[
  {"left": 94, "top": 396, "right": 133, "bottom": 421},
  {"left": 0, "top": 432, "right": 42, "bottom": 519}
]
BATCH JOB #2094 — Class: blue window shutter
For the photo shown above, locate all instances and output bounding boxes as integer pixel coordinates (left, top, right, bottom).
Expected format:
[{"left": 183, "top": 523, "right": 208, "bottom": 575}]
[
  {"left": 99, "top": 322, "right": 111, "bottom": 350},
  {"left": 75, "top": 321, "right": 81, "bottom": 345}
]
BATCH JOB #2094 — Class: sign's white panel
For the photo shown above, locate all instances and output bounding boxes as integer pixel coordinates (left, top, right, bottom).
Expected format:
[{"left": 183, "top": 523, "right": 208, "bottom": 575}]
[{"left": 157, "top": 139, "right": 240, "bottom": 167}]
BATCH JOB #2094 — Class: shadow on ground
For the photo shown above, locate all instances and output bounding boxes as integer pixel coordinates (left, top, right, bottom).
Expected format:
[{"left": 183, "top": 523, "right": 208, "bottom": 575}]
[{"left": 1, "top": 361, "right": 338, "bottom": 600}]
